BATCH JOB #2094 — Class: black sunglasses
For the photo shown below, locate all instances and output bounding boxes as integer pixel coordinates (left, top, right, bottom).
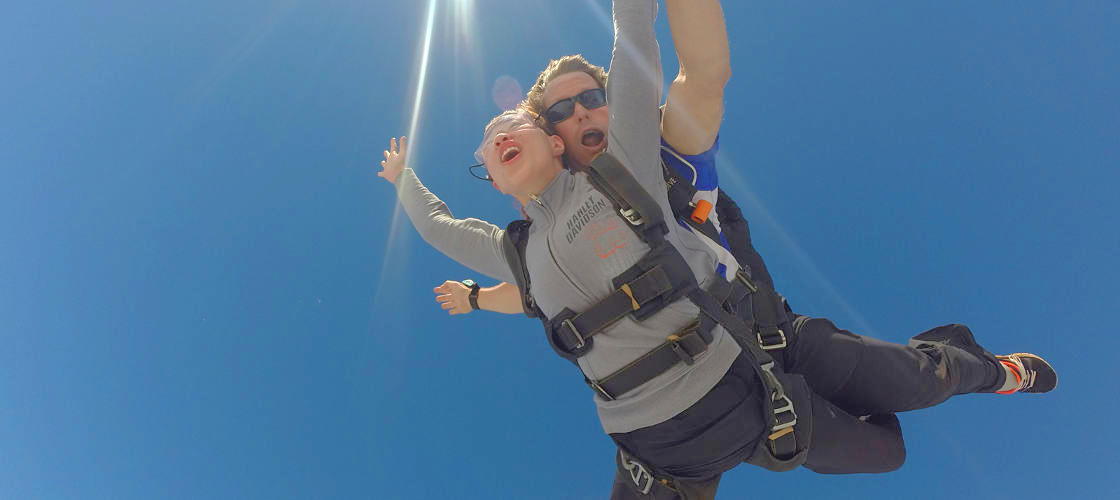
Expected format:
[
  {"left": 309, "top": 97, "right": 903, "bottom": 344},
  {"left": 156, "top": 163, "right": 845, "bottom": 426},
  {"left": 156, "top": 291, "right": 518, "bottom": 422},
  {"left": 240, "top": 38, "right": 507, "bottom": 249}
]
[{"left": 543, "top": 88, "right": 606, "bottom": 125}]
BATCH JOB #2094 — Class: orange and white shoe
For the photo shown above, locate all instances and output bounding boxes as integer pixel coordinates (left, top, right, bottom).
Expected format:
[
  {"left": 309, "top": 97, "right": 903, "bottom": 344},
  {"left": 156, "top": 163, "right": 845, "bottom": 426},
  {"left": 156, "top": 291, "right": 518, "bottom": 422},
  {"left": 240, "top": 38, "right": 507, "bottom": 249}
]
[{"left": 996, "top": 353, "right": 1057, "bottom": 394}]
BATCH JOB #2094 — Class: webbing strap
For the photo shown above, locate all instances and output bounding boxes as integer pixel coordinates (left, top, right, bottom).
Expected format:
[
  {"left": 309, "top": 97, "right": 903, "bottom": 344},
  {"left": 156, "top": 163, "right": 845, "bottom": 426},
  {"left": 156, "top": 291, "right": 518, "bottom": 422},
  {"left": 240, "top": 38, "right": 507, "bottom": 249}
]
[
  {"left": 586, "top": 153, "right": 668, "bottom": 242},
  {"left": 501, "top": 220, "right": 542, "bottom": 319},
  {"left": 686, "top": 287, "right": 799, "bottom": 460},
  {"left": 662, "top": 161, "right": 723, "bottom": 243},
  {"left": 747, "top": 273, "right": 788, "bottom": 351},
  {"left": 588, "top": 316, "right": 715, "bottom": 401},
  {"left": 551, "top": 266, "right": 675, "bottom": 353}
]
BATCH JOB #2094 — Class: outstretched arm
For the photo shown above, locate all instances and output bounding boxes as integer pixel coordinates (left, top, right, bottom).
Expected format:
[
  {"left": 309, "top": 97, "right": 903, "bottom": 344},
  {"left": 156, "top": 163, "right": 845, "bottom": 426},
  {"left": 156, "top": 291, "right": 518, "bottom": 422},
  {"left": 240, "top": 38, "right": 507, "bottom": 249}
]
[
  {"left": 661, "top": 0, "right": 731, "bottom": 155},
  {"left": 433, "top": 281, "right": 524, "bottom": 315},
  {"left": 378, "top": 136, "right": 515, "bottom": 283}
]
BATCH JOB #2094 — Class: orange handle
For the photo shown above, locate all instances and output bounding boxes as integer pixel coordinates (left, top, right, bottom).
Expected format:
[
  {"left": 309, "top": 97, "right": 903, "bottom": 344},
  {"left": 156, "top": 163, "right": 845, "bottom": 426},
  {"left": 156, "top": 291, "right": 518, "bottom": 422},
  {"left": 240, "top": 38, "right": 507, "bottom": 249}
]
[{"left": 690, "top": 199, "right": 713, "bottom": 224}]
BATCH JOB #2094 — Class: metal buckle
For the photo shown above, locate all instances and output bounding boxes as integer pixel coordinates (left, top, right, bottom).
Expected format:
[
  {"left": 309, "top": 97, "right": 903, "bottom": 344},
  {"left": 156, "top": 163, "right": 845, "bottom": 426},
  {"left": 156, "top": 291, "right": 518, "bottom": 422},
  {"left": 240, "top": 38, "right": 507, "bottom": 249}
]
[
  {"left": 666, "top": 334, "right": 695, "bottom": 366},
  {"left": 735, "top": 269, "right": 758, "bottom": 293},
  {"left": 620, "top": 451, "right": 654, "bottom": 495},
  {"left": 589, "top": 379, "right": 615, "bottom": 401},
  {"left": 619, "top": 207, "right": 643, "bottom": 226},
  {"left": 561, "top": 318, "right": 585, "bottom": 349},
  {"left": 771, "top": 393, "right": 797, "bottom": 432},
  {"left": 757, "top": 328, "right": 787, "bottom": 351}
]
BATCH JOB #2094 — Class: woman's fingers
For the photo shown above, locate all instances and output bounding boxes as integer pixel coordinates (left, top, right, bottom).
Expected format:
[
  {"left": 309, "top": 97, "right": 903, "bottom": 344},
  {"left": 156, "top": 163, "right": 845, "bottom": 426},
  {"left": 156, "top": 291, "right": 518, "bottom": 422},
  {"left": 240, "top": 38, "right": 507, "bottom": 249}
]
[
  {"left": 399, "top": 136, "right": 407, "bottom": 155},
  {"left": 435, "top": 294, "right": 453, "bottom": 303},
  {"left": 440, "top": 301, "right": 454, "bottom": 310}
]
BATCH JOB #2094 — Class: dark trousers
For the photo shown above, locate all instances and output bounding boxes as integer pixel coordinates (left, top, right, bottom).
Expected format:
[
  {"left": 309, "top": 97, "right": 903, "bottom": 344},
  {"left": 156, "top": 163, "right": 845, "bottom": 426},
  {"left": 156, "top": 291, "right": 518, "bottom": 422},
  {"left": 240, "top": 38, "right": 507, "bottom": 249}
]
[{"left": 608, "top": 317, "right": 1007, "bottom": 499}]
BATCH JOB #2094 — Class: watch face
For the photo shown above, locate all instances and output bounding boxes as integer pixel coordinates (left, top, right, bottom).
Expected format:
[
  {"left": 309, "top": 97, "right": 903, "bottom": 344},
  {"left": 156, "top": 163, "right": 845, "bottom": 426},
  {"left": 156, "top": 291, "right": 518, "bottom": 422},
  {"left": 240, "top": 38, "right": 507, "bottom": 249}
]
[{"left": 461, "top": 279, "right": 477, "bottom": 288}]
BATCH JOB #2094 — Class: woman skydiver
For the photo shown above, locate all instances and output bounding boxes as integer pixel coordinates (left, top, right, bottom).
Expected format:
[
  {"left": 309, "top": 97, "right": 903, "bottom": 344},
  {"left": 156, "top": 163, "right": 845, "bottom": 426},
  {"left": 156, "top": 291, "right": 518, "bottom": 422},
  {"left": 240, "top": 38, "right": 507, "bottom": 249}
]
[{"left": 378, "top": 1, "right": 1056, "bottom": 498}]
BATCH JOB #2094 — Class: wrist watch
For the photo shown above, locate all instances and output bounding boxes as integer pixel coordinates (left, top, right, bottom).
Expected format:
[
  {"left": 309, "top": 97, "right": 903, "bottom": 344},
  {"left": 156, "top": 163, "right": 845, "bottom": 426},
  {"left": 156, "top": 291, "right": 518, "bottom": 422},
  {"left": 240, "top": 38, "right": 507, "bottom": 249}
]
[{"left": 461, "top": 279, "right": 481, "bottom": 310}]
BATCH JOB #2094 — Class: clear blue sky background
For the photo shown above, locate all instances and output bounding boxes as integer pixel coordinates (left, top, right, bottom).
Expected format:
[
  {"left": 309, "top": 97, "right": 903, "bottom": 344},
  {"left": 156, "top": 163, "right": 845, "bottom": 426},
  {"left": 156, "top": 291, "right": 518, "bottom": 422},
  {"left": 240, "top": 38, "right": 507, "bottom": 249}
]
[{"left": 3, "top": 1, "right": 1117, "bottom": 498}]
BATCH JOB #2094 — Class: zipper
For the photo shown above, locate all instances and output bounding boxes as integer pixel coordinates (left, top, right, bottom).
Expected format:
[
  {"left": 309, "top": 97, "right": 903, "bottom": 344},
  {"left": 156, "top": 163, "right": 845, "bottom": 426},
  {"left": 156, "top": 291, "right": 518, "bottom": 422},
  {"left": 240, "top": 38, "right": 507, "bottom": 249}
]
[{"left": 531, "top": 192, "right": 592, "bottom": 302}]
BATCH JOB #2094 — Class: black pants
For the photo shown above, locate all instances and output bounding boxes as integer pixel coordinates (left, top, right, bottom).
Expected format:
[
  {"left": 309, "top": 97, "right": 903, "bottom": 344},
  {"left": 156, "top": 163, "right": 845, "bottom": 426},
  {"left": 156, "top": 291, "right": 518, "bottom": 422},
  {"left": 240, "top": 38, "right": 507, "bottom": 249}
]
[{"left": 608, "top": 317, "right": 1007, "bottom": 499}]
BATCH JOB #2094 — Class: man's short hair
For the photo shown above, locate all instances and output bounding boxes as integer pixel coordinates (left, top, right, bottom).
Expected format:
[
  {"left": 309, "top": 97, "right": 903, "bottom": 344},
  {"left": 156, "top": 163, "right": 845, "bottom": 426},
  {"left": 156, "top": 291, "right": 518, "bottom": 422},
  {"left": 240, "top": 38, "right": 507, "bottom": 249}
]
[{"left": 523, "top": 54, "right": 608, "bottom": 117}]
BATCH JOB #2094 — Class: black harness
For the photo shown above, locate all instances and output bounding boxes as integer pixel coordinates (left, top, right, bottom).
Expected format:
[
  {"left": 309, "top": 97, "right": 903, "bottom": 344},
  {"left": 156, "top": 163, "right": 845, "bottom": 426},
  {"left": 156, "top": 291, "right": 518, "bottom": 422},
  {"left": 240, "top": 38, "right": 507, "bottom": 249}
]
[{"left": 501, "top": 153, "right": 807, "bottom": 470}]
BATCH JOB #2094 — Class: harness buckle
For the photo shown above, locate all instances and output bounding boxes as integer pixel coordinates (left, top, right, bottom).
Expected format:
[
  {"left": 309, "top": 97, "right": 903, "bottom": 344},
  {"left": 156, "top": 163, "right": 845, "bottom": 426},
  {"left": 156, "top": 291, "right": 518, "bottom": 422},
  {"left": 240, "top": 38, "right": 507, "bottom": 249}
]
[
  {"left": 561, "top": 318, "right": 585, "bottom": 350},
  {"left": 620, "top": 450, "right": 655, "bottom": 495},
  {"left": 619, "top": 207, "right": 644, "bottom": 226},
  {"left": 666, "top": 334, "right": 695, "bottom": 366},
  {"left": 770, "top": 393, "right": 797, "bottom": 433},
  {"left": 735, "top": 269, "right": 759, "bottom": 294},
  {"left": 589, "top": 379, "right": 615, "bottom": 401},
  {"left": 757, "top": 328, "right": 788, "bottom": 351}
]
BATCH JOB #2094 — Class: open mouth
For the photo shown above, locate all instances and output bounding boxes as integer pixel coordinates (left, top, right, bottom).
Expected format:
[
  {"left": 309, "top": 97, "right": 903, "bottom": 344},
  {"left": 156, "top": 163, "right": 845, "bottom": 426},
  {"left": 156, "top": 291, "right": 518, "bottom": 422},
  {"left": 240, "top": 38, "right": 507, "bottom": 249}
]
[
  {"left": 500, "top": 145, "right": 521, "bottom": 164},
  {"left": 581, "top": 129, "right": 605, "bottom": 148}
]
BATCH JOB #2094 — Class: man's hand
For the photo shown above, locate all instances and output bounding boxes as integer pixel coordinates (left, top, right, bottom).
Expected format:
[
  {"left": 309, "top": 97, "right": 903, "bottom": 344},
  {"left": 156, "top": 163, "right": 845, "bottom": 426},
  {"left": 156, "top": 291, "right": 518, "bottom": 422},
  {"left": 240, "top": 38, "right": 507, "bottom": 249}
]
[
  {"left": 434, "top": 280, "right": 474, "bottom": 315},
  {"left": 378, "top": 136, "right": 407, "bottom": 183}
]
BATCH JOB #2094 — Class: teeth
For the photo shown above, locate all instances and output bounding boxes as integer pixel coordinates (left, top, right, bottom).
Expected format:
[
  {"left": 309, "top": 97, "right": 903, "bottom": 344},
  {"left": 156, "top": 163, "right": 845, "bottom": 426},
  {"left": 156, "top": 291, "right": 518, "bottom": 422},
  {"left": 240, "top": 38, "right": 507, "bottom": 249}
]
[{"left": 502, "top": 147, "right": 520, "bottom": 162}]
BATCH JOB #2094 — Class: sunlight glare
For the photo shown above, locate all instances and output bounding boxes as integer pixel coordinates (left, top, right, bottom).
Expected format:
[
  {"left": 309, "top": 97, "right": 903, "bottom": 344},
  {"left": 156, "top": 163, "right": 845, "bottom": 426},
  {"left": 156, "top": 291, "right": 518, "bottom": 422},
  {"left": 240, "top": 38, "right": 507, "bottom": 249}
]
[{"left": 377, "top": 0, "right": 439, "bottom": 304}]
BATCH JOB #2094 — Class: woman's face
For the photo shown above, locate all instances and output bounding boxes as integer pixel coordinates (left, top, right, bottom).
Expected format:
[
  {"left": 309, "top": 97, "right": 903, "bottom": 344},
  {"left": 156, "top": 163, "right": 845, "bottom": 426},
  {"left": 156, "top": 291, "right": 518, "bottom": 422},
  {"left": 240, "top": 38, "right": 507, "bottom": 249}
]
[
  {"left": 479, "top": 113, "right": 565, "bottom": 198},
  {"left": 542, "top": 71, "right": 610, "bottom": 167}
]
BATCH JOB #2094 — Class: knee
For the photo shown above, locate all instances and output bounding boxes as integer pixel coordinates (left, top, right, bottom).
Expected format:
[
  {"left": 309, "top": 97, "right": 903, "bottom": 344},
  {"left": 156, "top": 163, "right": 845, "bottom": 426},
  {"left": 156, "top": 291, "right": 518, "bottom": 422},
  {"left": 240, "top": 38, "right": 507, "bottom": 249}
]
[{"left": 869, "top": 414, "right": 907, "bottom": 472}]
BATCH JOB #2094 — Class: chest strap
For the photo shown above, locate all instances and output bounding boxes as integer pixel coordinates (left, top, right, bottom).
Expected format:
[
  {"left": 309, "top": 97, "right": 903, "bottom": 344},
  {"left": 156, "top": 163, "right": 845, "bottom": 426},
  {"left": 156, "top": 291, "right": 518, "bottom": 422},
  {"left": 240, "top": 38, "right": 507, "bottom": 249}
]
[
  {"left": 587, "top": 316, "right": 715, "bottom": 401},
  {"left": 548, "top": 242, "right": 698, "bottom": 357}
]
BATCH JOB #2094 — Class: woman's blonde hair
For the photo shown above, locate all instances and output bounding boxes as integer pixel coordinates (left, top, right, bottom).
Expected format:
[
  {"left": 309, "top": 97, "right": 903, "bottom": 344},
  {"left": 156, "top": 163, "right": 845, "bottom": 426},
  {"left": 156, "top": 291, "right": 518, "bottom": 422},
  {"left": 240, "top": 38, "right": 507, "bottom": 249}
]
[{"left": 523, "top": 54, "right": 607, "bottom": 117}]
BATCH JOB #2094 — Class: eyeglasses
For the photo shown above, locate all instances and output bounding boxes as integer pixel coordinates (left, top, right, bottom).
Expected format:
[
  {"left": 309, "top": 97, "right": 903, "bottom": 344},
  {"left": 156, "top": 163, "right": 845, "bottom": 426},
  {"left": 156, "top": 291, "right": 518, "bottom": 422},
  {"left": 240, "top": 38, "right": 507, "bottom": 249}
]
[
  {"left": 474, "top": 110, "right": 542, "bottom": 163},
  {"left": 468, "top": 162, "right": 491, "bottom": 182},
  {"left": 543, "top": 88, "right": 606, "bottom": 125}
]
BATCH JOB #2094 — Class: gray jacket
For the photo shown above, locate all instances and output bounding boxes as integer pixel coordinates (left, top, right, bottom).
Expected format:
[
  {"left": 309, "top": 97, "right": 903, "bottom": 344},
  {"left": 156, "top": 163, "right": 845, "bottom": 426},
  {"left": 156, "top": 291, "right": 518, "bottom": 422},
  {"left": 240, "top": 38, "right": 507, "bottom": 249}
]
[{"left": 392, "top": 0, "right": 740, "bottom": 434}]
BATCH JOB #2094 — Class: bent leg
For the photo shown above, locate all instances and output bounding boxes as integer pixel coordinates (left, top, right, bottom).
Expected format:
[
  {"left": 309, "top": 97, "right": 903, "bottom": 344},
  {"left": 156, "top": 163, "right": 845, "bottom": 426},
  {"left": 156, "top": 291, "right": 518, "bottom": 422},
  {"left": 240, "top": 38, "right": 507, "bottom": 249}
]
[
  {"left": 802, "top": 393, "right": 907, "bottom": 474},
  {"left": 783, "top": 317, "right": 1006, "bottom": 415}
]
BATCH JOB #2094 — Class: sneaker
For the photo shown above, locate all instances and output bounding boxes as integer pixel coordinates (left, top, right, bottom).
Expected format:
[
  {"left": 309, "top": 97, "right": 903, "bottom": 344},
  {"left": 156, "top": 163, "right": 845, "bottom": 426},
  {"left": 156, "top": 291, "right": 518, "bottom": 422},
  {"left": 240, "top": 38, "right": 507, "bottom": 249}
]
[{"left": 996, "top": 353, "right": 1057, "bottom": 394}]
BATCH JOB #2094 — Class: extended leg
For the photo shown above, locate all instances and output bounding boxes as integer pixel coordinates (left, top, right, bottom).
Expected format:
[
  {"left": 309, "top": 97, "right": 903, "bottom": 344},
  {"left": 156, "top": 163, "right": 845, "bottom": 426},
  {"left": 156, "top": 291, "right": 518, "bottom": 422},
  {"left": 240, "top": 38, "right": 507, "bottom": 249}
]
[{"left": 781, "top": 317, "right": 1006, "bottom": 416}]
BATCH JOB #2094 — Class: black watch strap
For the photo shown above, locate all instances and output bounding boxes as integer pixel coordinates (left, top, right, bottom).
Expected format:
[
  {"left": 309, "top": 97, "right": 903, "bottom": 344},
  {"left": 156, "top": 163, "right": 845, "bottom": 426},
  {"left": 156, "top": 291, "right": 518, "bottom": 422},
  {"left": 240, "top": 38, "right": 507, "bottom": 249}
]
[{"left": 463, "top": 280, "right": 481, "bottom": 310}]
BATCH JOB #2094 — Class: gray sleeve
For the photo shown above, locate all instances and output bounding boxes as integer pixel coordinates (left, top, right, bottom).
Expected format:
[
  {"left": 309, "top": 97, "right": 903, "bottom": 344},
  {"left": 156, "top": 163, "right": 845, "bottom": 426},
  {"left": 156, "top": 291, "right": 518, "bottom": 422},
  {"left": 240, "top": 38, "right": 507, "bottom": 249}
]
[
  {"left": 392, "top": 168, "right": 515, "bottom": 283},
  {"left": 605, "top": 0, "right": 665, "bottom": 199}
]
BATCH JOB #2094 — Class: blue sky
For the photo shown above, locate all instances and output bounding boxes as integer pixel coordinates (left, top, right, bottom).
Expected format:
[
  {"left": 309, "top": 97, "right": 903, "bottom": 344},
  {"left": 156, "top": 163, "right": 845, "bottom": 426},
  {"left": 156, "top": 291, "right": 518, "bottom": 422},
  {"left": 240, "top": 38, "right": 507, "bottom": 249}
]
[{"left": 2, "top": 0, "right": 1117, "bottom": 498}]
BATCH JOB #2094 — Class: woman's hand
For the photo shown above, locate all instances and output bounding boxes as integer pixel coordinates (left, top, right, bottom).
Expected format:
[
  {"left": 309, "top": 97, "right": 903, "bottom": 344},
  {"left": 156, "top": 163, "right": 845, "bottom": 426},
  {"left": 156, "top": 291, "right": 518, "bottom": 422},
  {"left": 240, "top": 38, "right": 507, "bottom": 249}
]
[
  {"left": 434, "top": 280, "right": 474, "bottom": 315},
  {"left": 378, "top": 136, "right": 407, "bottom": 183}
]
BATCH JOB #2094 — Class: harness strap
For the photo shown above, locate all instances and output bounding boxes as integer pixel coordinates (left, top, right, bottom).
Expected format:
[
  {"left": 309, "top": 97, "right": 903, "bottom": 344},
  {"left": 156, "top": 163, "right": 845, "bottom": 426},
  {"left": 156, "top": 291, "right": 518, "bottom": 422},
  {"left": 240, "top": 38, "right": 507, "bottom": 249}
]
[
  {"left": 586, "top": 154, "right": 668, "bottom": 242},
  {"left": 685, "top": 287, "right": 800, "bottom": 460},
  {"left": 662, "top": 160, "right": 722, "bottom": 243},
  {"left": 745, "top": 272, "right": 788, "bottom": 351},
  {"left": 501, "top": 220, "right": 543, "bottom": 319},
  {"left": 551, "top": 266, "right": 674, "bottom": 354},
  {"left": 587, "top": 316, "right": 714, "bottom": 401}
]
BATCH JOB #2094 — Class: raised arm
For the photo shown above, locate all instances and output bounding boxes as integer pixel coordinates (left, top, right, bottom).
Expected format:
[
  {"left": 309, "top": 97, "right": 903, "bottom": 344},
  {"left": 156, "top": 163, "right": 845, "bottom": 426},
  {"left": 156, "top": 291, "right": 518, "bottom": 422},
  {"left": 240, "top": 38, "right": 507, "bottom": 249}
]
[
  {"left": 379, "top": 136, "right": 515, "bottom": 283},
  {"left": 605, "top": 0, "right": 665, "bottom": 197},
  {"left": 661, "top": 0, "right": 731, "bottom": 155}
]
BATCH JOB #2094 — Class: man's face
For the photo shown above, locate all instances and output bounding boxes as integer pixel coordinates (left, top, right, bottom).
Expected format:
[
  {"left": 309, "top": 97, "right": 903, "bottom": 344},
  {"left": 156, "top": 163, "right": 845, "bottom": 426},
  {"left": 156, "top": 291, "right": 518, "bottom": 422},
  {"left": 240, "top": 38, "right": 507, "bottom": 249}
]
[{"left": 542, "top": 72, "right": 609, "bottom": 168}]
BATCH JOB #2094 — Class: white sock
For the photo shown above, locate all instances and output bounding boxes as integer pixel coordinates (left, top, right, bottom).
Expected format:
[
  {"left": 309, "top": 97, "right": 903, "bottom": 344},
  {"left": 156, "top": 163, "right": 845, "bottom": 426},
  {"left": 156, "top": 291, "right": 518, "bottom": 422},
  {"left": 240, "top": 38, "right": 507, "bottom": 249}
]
[{"left": 998, "top": 360, "right": 1021, "bottom": 392}]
